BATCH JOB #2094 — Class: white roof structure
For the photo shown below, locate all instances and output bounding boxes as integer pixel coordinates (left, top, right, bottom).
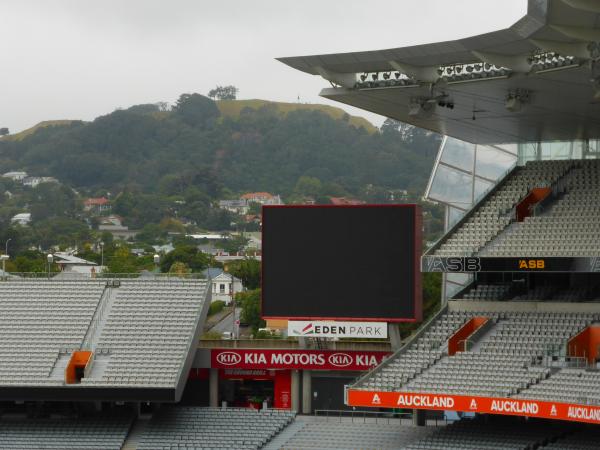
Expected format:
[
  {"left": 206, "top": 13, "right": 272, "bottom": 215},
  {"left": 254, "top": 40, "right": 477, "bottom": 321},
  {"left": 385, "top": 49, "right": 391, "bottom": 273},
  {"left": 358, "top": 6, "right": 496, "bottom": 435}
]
[
  {"left": 53, "top": 252, "right": 97, "bottom": 266},
  {"left": 279, "top": 0, "right": 600, "bottom": 144}
]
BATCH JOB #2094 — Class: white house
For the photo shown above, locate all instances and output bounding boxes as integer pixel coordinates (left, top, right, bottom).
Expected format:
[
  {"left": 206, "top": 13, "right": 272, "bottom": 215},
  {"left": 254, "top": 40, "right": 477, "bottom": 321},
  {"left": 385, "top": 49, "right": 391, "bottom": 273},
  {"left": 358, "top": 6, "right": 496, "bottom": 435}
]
[
  {"left": 53, "top": 252, "right": 103, "bottom": 276},
  {"left": 11, "top": 213, "right": 31, "bottom": 226},
  {"left": 205, "top": 268, "right": 244, "bottom": 304},
  {"left": 23, "top": 176, "right": 59, "bottom": 188},
  {"left": 218, "top": 199, "right": 249, "bottom": 215},
  {"left": 2, "top": 171, "right": 28, "bottom": 182}
]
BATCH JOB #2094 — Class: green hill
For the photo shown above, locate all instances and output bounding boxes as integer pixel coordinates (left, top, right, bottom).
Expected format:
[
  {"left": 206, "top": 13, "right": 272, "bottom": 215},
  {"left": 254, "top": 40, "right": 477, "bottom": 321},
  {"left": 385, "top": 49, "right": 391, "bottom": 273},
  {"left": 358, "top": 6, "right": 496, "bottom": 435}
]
[
  {"left": 0, "top": 94, "right": 440, "bottom": 212},
  {"left": 216, "top": 99, "right": 377, "bottom": 134},
  {"left": 1, "top": 120, "right": 78, "bottom": 141}
]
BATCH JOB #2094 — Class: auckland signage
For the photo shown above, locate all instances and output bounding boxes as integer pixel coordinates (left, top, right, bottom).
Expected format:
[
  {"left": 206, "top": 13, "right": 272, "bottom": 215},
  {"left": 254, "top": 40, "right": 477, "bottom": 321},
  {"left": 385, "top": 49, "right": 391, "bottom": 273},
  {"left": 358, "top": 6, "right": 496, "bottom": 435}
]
[
  {"left": 288, "top": 321, "right": 388, "bottom": 339},
  {"left": 347, "top": 389, "right": 600, "bottom": 426}
]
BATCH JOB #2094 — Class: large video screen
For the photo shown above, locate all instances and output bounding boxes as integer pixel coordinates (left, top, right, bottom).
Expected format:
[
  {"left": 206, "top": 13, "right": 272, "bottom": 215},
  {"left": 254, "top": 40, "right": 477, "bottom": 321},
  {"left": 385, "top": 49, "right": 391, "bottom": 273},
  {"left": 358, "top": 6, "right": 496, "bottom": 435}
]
[{"left": 261, "top": 205, "right": 422, "bottom": 322}]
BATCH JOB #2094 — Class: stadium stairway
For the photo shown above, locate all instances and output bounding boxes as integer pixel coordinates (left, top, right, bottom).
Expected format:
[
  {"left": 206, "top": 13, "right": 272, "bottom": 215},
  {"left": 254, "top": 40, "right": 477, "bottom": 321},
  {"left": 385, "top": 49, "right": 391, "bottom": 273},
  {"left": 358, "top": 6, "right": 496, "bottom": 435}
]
[
  {"left": 81, "top": 284, "right": 118, "bottom": 351},
  {"left": 121, "top": 416, "right": 151, "bottom": 450},
  {"left": 261, "top": 419, "right": 307, "bottom": 450}
]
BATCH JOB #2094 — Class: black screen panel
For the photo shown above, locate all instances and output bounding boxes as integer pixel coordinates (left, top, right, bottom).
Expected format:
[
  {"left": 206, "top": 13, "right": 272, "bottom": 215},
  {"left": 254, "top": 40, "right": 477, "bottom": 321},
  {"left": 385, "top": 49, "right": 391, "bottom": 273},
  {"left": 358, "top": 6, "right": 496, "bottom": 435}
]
[{"left": 261, "top": 205, "right": 421, "bottom": 321}]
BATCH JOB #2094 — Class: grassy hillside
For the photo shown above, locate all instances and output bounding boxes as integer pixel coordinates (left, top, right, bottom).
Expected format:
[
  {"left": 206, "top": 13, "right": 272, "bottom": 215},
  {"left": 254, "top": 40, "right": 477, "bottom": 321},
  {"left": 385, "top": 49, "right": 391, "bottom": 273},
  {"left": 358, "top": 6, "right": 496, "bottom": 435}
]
[
  {"left": 0, "top": 94, "right": 439, "bottom": 201},
  {"left": 1, "top": 120, "right": 78, "bottom": 141},
  {"left": 216, "top": 99, "right": 377, "bottom": 133}
]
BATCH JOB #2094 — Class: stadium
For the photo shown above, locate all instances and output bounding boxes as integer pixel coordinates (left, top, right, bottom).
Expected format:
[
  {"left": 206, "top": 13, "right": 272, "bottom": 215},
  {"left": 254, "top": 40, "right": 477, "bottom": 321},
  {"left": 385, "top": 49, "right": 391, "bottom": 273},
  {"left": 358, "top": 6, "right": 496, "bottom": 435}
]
[{"left": 3, "top": 0, "right": 600, "bottom": 449}]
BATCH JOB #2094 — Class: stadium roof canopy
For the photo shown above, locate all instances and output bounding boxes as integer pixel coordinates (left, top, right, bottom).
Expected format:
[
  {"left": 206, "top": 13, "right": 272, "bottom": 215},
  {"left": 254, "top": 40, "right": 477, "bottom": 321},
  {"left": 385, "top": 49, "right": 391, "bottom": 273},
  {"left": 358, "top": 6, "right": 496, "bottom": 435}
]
[{"left": 278, "top": 0, "right": 600, "bottom": 145}]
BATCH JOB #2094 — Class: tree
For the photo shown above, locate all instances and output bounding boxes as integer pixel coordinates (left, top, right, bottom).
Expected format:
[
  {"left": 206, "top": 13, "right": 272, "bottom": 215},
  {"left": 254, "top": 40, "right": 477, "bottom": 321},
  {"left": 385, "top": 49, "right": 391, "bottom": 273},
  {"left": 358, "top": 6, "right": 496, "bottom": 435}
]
[
  {"left": 106, "top": 246, "right": 138, "bottom": 273},
  {"left": 294, "top": 176, "right": 322, "bottom": 197},
  {"left": 172, "top": 93, "right": 220, "bottom": 127},
  {"left": 238, "top": 289, "right": 265, "bottom": 334},
  {"left": 208, "top": 85, "right": 238, "bottom": 100},
  {"left": 169, "top": 261, "right": 191, "bottom": 275},
  {"left": 160, "top": 245, "right": 209, "bottom": 273},
  {"left": 226, "top": 259, "right": 260, "bottom": 290},
  {"left": 0, "top": 128, "right": 8, "bottom": 136},
  {"left": 216, "top": 235, "right": 249, "bottom": 254}
]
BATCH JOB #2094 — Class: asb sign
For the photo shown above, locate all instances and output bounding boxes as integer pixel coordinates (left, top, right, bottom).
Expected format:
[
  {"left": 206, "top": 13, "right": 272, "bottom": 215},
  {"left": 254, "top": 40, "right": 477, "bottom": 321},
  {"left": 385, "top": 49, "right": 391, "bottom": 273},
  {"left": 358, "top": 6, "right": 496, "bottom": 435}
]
[
  {"left": 347, "top": 389, "right": 600, "bottom": 426},
  {"left": 211, "top": 349, "right": 389, "bottom": 371},
  {"left": 288, "top": 321, "right": 388, "bottom": 339}
]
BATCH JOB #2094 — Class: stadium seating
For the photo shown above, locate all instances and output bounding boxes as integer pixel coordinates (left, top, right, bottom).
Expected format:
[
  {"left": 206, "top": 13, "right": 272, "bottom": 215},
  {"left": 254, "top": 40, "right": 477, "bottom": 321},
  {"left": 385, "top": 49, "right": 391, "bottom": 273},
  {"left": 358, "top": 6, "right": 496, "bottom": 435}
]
[
  {"left": 82, "top": 279, "right": 208, "bottom": 388},
  {"left": 0, "top": 279, "right": 207, "bottom": 390},
  {"left": 484, "top": 160, "right": 600, "bottom": 257},
  {"left": 543, "top": 426, "right": 600, "bottom": 449},
  {"left": 279, "top": 420, "right": 434, "bottom": 449},
  {"left": 0, "top": 413, "right": 132, "bottom": 449},
  {"left": 138, "top": 407, "right": 296, "bottom": 450},
  {"left": 353, "top": 304, "right": 600, "bottom": 404},
  {"left": 402, "top": 417, "right": 570, "bottom": 450},
  {"left": 432, "top": 160, "right": 573, "bottom": 257},
  {"left": 0, "top": 280, "right": 105, "bottom": 386},
  {"left": 359, "top": 311, "right": 470, "bottom": 391},
  {"left": 516, "top": 369, "right": 600, "bottom": 404},
  {"left": 461, "top": 283, "right": 511, "bottom": 301}
]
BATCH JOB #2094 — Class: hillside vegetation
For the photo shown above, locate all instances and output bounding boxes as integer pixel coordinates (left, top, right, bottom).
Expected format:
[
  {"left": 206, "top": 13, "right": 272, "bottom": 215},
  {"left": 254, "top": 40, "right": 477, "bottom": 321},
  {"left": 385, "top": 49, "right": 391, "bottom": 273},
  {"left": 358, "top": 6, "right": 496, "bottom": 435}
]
[
  {"left": 216, "top": 99, "right": 377, "bottom": 133},
  {"left": 0, "top": 94, "right": 440, "bottom": 199}
]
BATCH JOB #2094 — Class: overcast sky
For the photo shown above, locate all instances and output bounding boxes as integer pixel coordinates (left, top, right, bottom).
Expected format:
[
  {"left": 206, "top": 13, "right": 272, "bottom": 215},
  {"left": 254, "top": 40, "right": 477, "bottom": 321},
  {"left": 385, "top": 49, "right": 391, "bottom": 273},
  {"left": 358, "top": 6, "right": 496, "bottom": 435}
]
[{"left": 1, "top": 0, "right": 527, "bottom": 133}]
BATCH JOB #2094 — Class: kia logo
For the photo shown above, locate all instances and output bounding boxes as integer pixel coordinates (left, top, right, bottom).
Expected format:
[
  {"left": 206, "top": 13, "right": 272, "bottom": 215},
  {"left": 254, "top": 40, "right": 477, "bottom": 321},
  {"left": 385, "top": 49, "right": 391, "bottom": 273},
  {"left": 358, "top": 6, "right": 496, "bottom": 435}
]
[
  {"left": 216, "top": 351, "right": 241, "bottom": 365},
  {"left": 328, "top": 353, "right": 352, "bottom": 367}
]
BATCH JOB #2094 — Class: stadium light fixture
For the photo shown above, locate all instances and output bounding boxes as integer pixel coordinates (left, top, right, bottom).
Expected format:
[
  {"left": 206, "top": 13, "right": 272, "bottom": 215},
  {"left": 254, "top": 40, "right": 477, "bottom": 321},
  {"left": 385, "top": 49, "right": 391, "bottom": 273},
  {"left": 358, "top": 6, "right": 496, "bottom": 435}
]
[
  {"left": 47, "top": 254, "right": 54, "bottom": 279},
  {"left": 0, "top": 254, "right": 8, "bottom": 280},
  {"left": 153, "top": 254, "right": 160, "bottom": 275}
]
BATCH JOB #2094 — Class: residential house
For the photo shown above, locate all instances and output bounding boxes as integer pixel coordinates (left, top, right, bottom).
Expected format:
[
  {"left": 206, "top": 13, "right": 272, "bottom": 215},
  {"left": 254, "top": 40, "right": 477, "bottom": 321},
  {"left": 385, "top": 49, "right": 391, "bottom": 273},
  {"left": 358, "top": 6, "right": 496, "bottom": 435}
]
[
  {"left": 240, "top": 192, "right": 283, "bottom": 205},
  {"left": 98, "top": 215, "right": 137, "bottom": 240},
  {"left": 329, "top": 197, "right": 367, "bottom": 206},
  {"left": 84, "top": 197, "right": 111, "bottom": 213},
  {"left": 218, "top": 199, "right": 249, "bottom": 215},
  {"left": 204, "top": 268, "right": 244, "bottom": 304},
  {"left": 23, "top": 176, "right": 59, "bottom": 188},
  {"left": 53, "top": 252, "right": 103, "bottom": 277},
  {"left": 2, "top": 171, "right": 27, "bottom": 182},
  {"left": 11, "top": 213, "right": 31, "bottom": 226}
]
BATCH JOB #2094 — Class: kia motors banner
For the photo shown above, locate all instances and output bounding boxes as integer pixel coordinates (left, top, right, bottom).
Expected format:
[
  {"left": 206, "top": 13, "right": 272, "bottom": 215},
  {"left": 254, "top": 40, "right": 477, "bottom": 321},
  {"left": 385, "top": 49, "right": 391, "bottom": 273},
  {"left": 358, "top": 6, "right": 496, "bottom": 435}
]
[
  {"left": 288, "top": 321, "right": 388, "bottom": 339},
  {"left": 211, "top": 349, "right": 390, "bottom": 371},
  {"left": 347, "top": 389, "right": 600, "bottom": 425}
]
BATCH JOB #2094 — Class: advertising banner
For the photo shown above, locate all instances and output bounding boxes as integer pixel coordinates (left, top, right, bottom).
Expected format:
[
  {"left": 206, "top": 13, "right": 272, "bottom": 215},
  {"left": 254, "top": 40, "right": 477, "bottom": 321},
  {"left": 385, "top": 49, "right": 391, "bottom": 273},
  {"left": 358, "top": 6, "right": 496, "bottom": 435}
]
[
  {"left": 288, "top": 321, "right": 388, "bottom": 338},
  {"left": 422, "top": 256, "right": 600, "bottom": 273},
  {"left": 347, "top": 389, "right": 600, "bottom": 425},
  {"left": 211, "top": 349, "right": 389, "bottom": 371}
]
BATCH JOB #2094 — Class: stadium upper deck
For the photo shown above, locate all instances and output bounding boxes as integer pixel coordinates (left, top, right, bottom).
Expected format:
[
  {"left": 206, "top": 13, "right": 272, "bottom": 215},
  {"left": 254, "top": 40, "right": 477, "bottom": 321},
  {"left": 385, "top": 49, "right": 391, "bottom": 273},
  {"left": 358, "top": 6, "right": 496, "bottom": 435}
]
[
  {"left": 280, "top": 0, "right": 600, "bottom": 430},
  {"left": 279, "top": 0, "right": 600, "bottom": 145},
  {"left": 0, "top": 278, "right": 209, "bottom": 402}
]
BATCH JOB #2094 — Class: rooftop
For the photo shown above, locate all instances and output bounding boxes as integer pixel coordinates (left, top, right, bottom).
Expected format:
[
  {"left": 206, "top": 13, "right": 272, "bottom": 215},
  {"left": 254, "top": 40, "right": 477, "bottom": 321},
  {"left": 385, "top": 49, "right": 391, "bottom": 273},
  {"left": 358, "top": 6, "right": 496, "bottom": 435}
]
[{"left": 279, "top": 0, "right": 600, "bottom": 144}]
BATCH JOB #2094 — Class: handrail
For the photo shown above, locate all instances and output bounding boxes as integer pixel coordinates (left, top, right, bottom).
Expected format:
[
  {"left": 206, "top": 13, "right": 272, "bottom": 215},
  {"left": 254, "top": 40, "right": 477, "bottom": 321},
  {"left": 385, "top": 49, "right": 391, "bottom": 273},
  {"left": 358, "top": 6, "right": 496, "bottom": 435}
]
[
  {"left": 81, "top": 286, "right": 113, "bottom": 350},
  {"left": 177, "top": 282, "right": 210, "bottom": 381},
  {"left": 348, "top": 303, "right": 448, "bottom": 390},
  {"left": 424, "top": 162, "right": 518, "bottom": 257},
  {"left": 313, "top": 409, "right": 450, "bottom": 426},
  {"left": 0, "top": 272, "right": 208, "bottom": 280}
]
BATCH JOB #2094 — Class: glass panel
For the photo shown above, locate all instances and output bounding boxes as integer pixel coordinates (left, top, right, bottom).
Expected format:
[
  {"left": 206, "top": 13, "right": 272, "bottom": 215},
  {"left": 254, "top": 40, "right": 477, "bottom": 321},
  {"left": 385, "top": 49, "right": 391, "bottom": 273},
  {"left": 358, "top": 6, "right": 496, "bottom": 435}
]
[
  {"left": 540, "top": 141, "right": 571, "bottom": 159},
  {"left": 440, "top": 137, "right": 475, "bottom": 172},
  {"left": 447, "top": 272, "right": 470, "bottom": 285},
  {"left": 494, "top": 143, "right": 518, "bottom": 155},
  {"left": 475, "top": 146, "right": 517, "bottom": 180},
  {"left": 447, "top": 206, "right": 466, "bottom": 228},
  {"left": 518, "top": 143, "right": 538, "bottom": 165},
  {"left": 474, "top": 177, "right": 493, "bottom": 203},
  {"left": 428, "top": 165, "right": 473, "bottom": 208},
  {"left": 585, "top": 140, "right": 600, "bottom": 158}
]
